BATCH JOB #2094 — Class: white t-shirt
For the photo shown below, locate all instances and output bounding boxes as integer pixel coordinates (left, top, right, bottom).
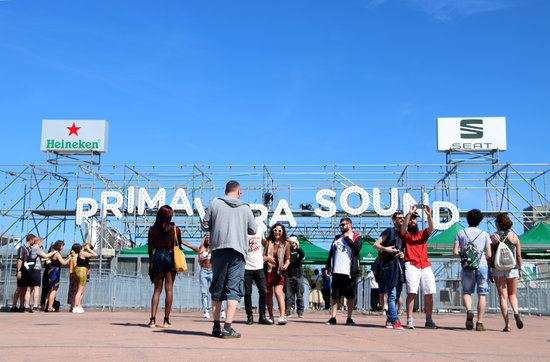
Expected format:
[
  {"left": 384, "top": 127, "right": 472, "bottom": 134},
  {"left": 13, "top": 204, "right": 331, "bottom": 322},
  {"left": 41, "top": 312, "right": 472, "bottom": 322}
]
[
  {"left": 245, "top": 233, "right": 264, "bottom": 270},
  {"left": 332, "top": 235, "right": 353, "bottom": 275}
]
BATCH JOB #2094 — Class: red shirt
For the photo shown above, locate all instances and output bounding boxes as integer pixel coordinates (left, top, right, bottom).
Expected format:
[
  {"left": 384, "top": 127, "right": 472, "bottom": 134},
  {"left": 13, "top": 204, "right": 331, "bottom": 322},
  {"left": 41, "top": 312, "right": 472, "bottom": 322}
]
[{"left": 402, "top": 228, "right": 431, "bottom": 268}]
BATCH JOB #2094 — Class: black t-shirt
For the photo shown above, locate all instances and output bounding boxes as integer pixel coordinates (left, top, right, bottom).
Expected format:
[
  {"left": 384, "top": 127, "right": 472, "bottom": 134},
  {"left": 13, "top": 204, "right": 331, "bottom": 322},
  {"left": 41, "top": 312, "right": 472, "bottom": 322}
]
[
  {"left": 286, "top": 248, "right": 304, "bottom": 277},
  {"left": 380, "top": 227, "right": 404, "bottom": 264}
]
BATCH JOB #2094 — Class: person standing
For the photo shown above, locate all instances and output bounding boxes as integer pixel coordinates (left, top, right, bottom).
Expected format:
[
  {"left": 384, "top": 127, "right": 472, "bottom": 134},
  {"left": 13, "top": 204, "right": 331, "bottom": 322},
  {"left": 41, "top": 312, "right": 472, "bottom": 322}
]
[
  {"left": 263, "top": 223, "right": 290, "bottom": 325},
  {"left": 490, "top": 213, "right": 524, "bottom": 332},
  {"left": 73, "top": 242, "right": 98, "bottom": 314},
  {"left": 67, "top": 243, "right": 81, "bottom": 312},
  {"left": 453, "top": 209, "right": 492, "bottom": 331},
  {"left": 147, "top": 205, "right": 182, "bottom": 327},
  {"left": 202, "top": 180, "right": 258, "bottom": 338},
  {"left": 321, "top": 268, "right": 331, "bottom": 310},
  {"left": 366, "top": 269, "right": 380, "bottom": 312},
  {"left": 374, "top": 211, "right": 406, "bottom": 330},
  {"left": 11, "top": 233, "right": 35, "bottom": 312},
  {"left": 308, "top": 269, "right": 323, "bottom": 310},
  {"left": 244, "top": 231, "right": 272, "bottom": 325},
  {"left": 399, "top": 205, "right": 437, "bottom": 329},
  {"left": 24, "top": 237, "right": 58, "bottom": 312},
  {"left": 325, "top": 218, "right": 362, "bottom": 325},
  {"left": 44, "top": 240, "right": 71, "bottom": 312},
  {"left": 284, "top": 235, "right": 305, "bottom": 318}
]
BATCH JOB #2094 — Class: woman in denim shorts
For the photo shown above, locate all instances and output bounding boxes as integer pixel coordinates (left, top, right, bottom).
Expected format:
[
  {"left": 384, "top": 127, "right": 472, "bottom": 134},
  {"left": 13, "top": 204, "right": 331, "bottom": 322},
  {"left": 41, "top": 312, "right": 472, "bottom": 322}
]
[{"left": 490, "top": 213, "right": 524, "bottom": 332}]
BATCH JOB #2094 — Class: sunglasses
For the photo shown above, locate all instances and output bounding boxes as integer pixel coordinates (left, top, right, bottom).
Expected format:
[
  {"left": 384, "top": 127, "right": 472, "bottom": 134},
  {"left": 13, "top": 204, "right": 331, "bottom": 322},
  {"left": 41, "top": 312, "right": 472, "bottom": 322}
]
[
  {"left": 339, "top": 223, "right": 349, "bottom": 227},
  {"left": 273, "top": 229, "right": 283, "bottom": 233},
  {"left": 396, "top": 217, "right": 405, "bottom": 220}
]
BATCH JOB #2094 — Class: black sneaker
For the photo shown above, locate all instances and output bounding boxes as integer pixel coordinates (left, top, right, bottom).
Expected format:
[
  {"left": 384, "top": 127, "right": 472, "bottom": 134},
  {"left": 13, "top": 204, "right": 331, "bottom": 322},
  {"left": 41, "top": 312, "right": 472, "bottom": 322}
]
[
  {"left": 25, "top": 308, "right": 33, "bottom": 313},
  {"left": 425, "top": 320, "right": 438, "bottom": 329},
  {"left": 346, "top": 318, "right": 355, "bottom": 325},
  {"left": 465, "top": 311, "right": 474, "bottom": 330},
  {"left": 17, "top": 307, "right": 25, "bottom": 313},
  {"left": 10, "top": 307, "right": 18, "bottom": 312},
  {"left": 220, "top": 328, "right": 241, "bottom": 339},
  {"left": 246, "top": 315, "right": 253, "bottom": 325},
  {"left": 258, "top": 316, "right": 273, "bottom": 325},
  {"left": 325, "top": 317, "right": 337, "bottom": 325},
  {"left": 212, "top": 327, "right": 222, "bottom": 337}
]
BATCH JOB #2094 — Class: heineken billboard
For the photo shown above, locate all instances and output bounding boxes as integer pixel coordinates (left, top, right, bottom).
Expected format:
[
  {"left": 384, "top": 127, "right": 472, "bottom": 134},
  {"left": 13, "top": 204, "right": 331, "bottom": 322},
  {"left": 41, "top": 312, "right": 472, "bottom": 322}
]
[{"left": 41, "top": 120, "right": 109, "bottom": 153}]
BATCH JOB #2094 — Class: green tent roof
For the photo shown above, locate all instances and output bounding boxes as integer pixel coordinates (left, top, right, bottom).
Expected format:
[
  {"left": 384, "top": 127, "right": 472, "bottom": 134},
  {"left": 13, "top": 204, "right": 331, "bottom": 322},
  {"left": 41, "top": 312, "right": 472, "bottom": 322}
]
[
  {"left": 427, "top": 222, "right": 464, "bottom": 251},
  {"left": 120, "top": 244, "right": 198, "bottom": 255},
  {"left": 297, "top": 235, "right": 329, "bottom": 264},
  {"left": 519, "top": 222, "right": 550, "bottom": 249}
]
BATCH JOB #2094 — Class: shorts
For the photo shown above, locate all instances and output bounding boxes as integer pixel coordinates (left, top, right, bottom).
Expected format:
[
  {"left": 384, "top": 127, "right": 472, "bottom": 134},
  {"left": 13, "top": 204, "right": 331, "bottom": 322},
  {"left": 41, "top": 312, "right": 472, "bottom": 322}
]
[
  {"left": 461, "top": 266, "right": 489, "bottom": 295},
  {"left": 405, "top": 262, "right": 437, "bottom": 295},
  {"left": 331, "top": 274, "right": 356, "bottom": 300},
  {"left": 17, "top": 269, "right": 31, "bottom": 287},
  {"left": 266, "top": 269, "right": 285, "bottom": 287},
  {"left": 29, "top": 269, "right": 41, "bottom": 287},
  {"left": 75, "top": 266, "right": 88, "bottom": 287},
  {"left": 210, "top": 248, "right": 245, "bottom": 302},
  {"left": 151, "top": 249, "right": 175, "bottom": 274},
  {"left": 491, "top": 267, "right": 519, "bottom": 279}
]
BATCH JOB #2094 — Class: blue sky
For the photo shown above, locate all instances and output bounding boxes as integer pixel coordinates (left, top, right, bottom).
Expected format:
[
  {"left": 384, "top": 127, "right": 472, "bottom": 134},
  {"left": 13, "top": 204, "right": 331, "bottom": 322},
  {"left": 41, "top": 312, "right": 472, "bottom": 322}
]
[{"left": 0, "top": 0, "right": 549, "bottom": 166}]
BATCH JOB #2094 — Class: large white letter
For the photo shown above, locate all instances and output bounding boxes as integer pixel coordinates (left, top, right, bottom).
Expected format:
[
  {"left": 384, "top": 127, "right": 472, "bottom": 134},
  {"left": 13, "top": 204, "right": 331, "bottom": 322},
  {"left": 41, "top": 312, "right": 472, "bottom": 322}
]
[
  {"left": 194, "top": 198, "right": 205, "bottom": 220},
  {"left": 127, "top": 186, "right": 135, "bottom": 213},
  {"left": 76, "top": 198, "right": 98, "bottom": 225},
  {"left": 314, "top": 189, "right": 336, "bottom": 218},
  {"left": 100, "top": 191, "right": 123, "bottom": 219},
  {"left": 270, "top": 199, "right": 297, "bottom": 227},
  {"left": 372, "top": 187, "right": 399, "bottom": 216},
  {"left": 402, "top": 193, "right": 418, "bottom": 216},
  {"left": 250, "top": 203, "right": 269, "bottom": 233},
  {"left": 138, "top": 188, "right": 166, "bottom": 215},
  {"left": 170, "top": 188, "right": 193, "bottom": 216},
  {"left": 432, "top": 201, "right": 460, "bottom": 230},
  {"left": 340, "top": 186, "right": 370, "bottom": 215}
]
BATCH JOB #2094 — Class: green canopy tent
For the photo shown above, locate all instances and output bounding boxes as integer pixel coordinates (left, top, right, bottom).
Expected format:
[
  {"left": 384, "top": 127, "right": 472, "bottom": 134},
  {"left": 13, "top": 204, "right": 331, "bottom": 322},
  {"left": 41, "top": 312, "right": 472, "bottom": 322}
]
[
  {"left": 297, "top": 235, "right": 329, "bottom": 264},
  {"left": 518, "top": 222, "right": 550, "bottom": 259},
  {"left": 427, "top": 222, "right": 464, "bottom": 256},
  {"left": 120, "top": 244, "right": 198, "bottom": 255}
]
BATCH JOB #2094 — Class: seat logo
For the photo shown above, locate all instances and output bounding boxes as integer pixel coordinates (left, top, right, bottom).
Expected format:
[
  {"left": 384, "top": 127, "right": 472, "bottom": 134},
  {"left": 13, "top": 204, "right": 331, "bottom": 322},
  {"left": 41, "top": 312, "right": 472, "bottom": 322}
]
[{"left": 460, "top": 119, "right": 483, "bottom": 139}]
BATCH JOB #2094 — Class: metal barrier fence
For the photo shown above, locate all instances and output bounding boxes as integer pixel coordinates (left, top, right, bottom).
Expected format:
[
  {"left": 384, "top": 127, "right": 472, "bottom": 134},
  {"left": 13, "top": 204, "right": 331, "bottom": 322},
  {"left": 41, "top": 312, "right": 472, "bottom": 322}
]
[{"left": 2, "top": 258, "right": 549, "bottom": 315}]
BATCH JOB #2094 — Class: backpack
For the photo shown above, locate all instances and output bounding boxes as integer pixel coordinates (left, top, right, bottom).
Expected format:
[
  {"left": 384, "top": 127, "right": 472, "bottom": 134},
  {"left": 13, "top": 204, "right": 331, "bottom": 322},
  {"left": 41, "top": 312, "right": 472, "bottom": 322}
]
[
  {"left": 460, "top": 230, "right": 483, "bottom": 270},
  {"left": 494, "top": 233, "right": 516, "bottom": 271}
]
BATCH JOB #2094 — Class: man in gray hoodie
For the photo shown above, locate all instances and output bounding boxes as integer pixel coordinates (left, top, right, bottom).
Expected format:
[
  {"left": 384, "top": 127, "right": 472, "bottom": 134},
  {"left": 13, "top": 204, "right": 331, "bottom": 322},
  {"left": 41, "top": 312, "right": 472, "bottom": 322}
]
[{"left": 202, "top": 180, "right": 258, "bottom": 338}]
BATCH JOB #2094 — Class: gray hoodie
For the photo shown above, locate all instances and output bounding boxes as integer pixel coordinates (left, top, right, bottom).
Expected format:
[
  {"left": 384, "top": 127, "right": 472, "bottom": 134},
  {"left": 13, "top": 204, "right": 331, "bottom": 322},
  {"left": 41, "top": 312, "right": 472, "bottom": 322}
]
[{"left": 202, "top": 196, "right": 258, "bottom": 257}]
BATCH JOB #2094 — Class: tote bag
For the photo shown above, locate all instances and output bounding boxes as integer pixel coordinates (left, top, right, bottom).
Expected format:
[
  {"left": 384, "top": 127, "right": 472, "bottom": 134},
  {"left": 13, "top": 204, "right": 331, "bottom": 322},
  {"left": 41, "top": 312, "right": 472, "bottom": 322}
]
[{"left": 173, "top": 227, "right": 187, "bottom": 272}]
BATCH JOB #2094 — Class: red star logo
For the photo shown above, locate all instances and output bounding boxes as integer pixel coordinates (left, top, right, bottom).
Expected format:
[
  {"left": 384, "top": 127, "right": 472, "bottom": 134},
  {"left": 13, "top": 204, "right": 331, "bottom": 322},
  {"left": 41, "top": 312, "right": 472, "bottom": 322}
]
[{"left": 67, "top": 122, "right": 81, "bottom": 136}]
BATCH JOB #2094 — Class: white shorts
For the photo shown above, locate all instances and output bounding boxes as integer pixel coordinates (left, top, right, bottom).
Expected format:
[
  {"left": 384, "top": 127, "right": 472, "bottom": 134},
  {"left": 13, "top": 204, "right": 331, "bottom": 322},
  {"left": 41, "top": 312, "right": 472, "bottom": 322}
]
[{"left": 405, "top": 262, "right": 436, "bottom": 295}]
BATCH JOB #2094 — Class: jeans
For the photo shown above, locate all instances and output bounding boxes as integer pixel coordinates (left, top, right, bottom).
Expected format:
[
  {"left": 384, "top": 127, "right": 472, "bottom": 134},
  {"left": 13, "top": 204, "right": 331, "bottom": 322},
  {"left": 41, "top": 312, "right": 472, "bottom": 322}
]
[
  {"left": 386, "top": 282, "right": 403, "bottom": 323},
  {"left": 199, "top": 267, "right": 213, "bottom": 313},
  {"left": 244, "top": 268, "right": 267, "bottom": 317},
  {"left": 284, "top": 275, "right": 304, "bottom": 315}
]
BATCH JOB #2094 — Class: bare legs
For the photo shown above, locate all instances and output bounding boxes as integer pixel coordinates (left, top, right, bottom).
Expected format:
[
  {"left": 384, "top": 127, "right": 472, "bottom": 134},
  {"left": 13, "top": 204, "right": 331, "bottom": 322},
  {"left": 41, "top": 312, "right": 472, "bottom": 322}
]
[
  {"left": 46, "top": 287, "right": 58, "bottom": 310},
  {"left": 74, "top": 285, "right": 86, "bottom": 309},
  {"left": 266, "top": 285, "right": 285, "bottom": 318},
  {"left": 213, "top": 299, "right": 237, "bottom": 324},
  {"left": 463, "top": 293, "right": 486, "bottom": 323},
  {"left": 495, "top": 277, "right": 519, "bottom": 329},
  {"left": 150, "top": 271, "right": 176, "bottom": 320}
]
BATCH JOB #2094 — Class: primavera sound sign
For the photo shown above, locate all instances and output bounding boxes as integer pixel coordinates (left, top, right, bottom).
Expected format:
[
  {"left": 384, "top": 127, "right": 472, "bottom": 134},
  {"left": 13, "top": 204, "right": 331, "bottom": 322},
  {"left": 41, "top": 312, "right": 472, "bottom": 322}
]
[
  {"left": 41, "top": 120, "right": 109, "bottom": 153},
  {"left": 76, "top": 186, "right": 460, "bottom": 230}
]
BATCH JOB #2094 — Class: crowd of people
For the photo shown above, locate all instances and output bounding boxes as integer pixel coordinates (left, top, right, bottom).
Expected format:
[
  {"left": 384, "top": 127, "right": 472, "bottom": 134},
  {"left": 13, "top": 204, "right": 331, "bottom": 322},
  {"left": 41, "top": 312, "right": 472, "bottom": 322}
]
[
  {"left": 11, "top": 180, "right": 525, "bottom": 338},
  {"left": 11, "top": 234, "right": 97, "bottom": 313}
]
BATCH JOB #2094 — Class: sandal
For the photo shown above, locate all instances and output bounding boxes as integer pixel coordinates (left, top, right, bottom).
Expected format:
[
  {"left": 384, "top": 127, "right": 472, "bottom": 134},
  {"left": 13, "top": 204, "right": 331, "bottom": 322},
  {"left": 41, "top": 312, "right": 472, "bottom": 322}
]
[
  {"left": 163, "top": 317, "right": 172, "bottom": 328},
  {"left": 514, "top": 314, "right": 524, "bottom": 329},
  {"left": 147, "top": 317, "right": 156, "bottom": 328},
  {"left": 502, "top": 326, "right": 511, "bottom": 332}
]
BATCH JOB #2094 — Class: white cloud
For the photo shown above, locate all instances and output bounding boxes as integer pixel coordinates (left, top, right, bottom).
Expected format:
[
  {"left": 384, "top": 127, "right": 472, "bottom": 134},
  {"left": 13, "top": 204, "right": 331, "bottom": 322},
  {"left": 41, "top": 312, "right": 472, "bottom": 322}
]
[{"left": 366, "top": 0, "right": 520, "bottom": 21}]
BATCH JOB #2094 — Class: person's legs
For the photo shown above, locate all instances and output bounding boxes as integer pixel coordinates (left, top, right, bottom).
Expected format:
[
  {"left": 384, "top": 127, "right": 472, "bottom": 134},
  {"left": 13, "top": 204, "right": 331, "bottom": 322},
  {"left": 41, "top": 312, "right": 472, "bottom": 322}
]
[
  {"left": 506, "top": 277, "right": 519, "bottom": 314},
  {"left": 255, "top": 270, "right": 268, "bottom": 318},
  {"left": 74, "top": 285, "right": 85, "bottom": 308},
  {"left": 386, "top": 286, "right": 398, "bottom": 323},
  {"left": 24, "top": 286, "right": 31, "bottom": 309},
  {"left": 478, "top": 295, "right": 486, "bottom": 323},
  {"left": 200, "top": 268, "right": 211, "bottom": 314},
  {"left": 424, "top": 294, "right": 433, "bottom": 319},
  {"left": 163, "top": 271, "right": 176, "bottom": 320},
  {"left": 244, "top": 269, "right": 254, "bottom": 318},
  {"left": 495, "top": 277, "right": 509, "bottom": 328},
  {"left": 47, "top": 287, "right": 58, "bottom": 310},
  {"left": 475, "top": 267, "right": 489, "bottom": 325},
  {"left": 12, "top": 287, "right": 22, "bottom": 308},
  {"left": 406, "top": 294, "right": 416, "bottom": 320},
  {"left": 150, "top": 273, "right": 164, "bottom": 320},
  {"left": 32, "top": 286, "right": 40, "bottom": 308},
  {"left": 266, "top": 286, "right": 274, "bottom": 318},
  {"left": 296, "top": 276, "right": 305, "bottom": 316},
  {"left": 463, "top": 293, "right": 473, "bottom": 311},
  {"left": 284, "top": 277, "right": 294, "bottom": 316},
  {"left": 274, "top": 284, "right": 285, "bottom": 318}
]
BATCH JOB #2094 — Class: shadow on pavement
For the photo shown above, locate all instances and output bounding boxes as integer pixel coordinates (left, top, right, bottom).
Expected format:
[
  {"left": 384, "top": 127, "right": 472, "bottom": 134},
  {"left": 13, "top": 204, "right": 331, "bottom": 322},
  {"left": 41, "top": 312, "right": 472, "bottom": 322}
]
[{"left": 153, "top": 329, "right": 211, "bottom": 336}]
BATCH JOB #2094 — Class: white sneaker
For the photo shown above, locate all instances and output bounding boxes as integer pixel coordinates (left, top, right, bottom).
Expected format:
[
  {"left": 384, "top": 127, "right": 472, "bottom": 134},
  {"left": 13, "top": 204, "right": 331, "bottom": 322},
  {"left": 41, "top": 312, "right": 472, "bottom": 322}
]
[
  {"left": 220, "top": 311, "right": 225, "bottom": 319},
  {"left": 203, "top": 311, "right": 210, "bottom": 319},
  {"left": 278, "top": 317, "right": 287, "bottom": 325},
  {"left": 73, "top": 307, "right": 84, "bottom": 313}
]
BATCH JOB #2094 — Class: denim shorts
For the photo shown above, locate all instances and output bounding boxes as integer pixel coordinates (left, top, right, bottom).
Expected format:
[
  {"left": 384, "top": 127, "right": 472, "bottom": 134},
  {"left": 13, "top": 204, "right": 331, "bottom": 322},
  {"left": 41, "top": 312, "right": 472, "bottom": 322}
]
[
  {"left": 461, "top": 266, "right": 489, "bottom": 295},
  {"left": 491, "top": 267, "right": 519, "bottom": 279}
]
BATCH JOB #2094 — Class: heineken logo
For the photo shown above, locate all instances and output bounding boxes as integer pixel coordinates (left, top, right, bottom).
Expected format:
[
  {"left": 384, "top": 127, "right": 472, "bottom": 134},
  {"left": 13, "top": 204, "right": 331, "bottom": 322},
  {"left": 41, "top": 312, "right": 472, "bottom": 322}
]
[{"left": 41, "top": 120, "right": 109, "bottom": 154}]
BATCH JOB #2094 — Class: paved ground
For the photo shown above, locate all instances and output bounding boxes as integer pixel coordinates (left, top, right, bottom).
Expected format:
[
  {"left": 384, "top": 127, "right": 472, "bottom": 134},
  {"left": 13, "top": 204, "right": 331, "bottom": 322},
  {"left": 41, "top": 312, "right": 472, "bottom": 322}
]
[{"left": 1, "top": 309, "right": 549, "bottom": 361}]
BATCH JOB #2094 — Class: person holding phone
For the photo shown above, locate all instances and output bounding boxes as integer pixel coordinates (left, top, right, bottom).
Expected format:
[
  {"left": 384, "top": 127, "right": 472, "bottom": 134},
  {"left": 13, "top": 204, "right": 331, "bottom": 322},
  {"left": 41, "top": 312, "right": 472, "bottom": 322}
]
[
  {"left": 72, "top": 242, "right": 98, "bottom": 313},
  {"left": 399, "top": 204, "right": 437, "bottom": 329}
]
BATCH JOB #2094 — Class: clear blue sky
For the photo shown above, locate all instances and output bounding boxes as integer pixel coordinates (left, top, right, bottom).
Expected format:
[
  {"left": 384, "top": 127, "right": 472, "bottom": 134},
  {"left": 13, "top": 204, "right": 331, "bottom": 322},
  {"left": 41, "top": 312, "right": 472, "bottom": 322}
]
[{"left": 1, "top": 0, "right": 549, "bottom": 165}]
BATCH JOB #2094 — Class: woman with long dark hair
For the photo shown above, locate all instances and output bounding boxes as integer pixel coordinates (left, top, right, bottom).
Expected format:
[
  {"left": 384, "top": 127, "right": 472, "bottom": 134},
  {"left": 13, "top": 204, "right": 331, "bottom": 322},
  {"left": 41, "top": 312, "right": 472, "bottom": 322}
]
[
  {"left": 490, "top": 213, "right": 524, "bottom": 332},
  {"left": 73, "top": 242, "right": 98, "bottom": 313},
  {"left": 44, "top": 240, "right": 71, "bottom": 311},
  {"left": 263, "top": 223, "right": 290, "bottom": 325},
  {"left": 147, "top": 205, "right": 182, "bottom": 328}
]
